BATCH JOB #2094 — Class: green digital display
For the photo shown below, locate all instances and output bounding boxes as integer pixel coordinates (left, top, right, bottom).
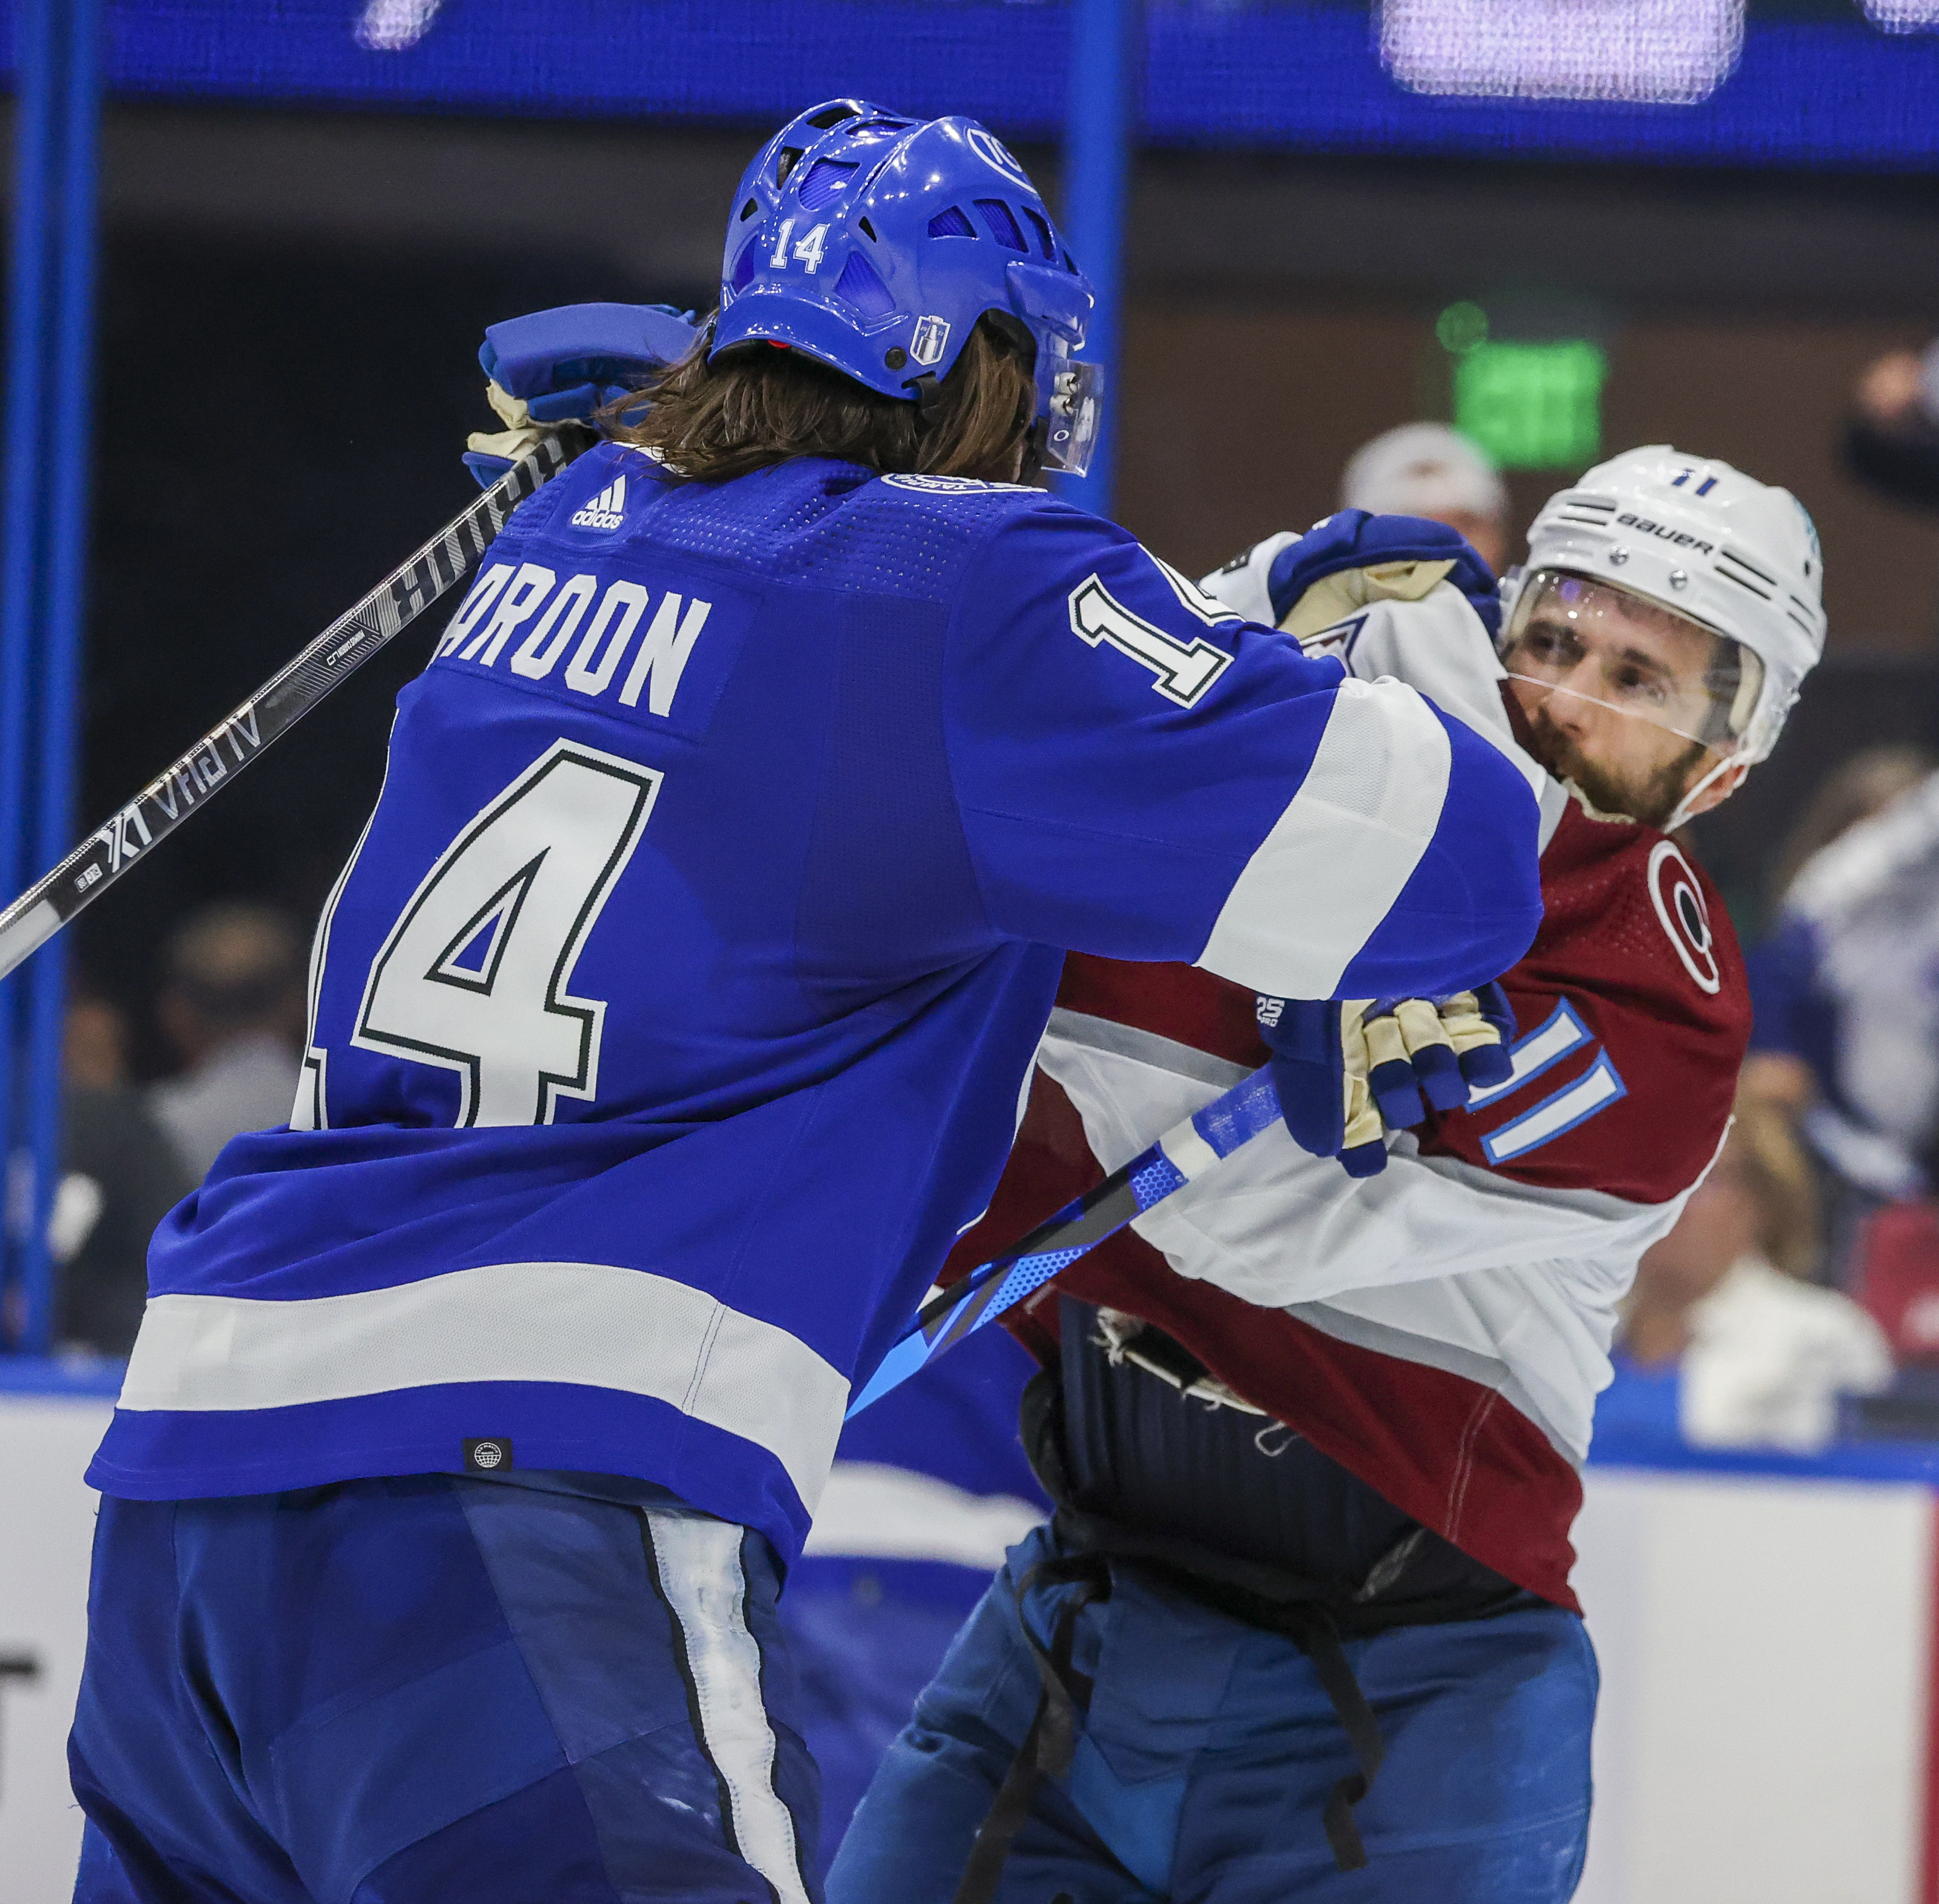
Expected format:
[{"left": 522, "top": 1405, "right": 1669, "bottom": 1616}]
[{"left": 1441, "top": 305, "right": 1607, "bottom": 472}]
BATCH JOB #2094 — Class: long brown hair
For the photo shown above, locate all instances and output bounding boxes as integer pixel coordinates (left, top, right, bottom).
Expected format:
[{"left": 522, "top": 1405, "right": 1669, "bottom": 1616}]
[{"left": 611, "top": 313, "right": 1039, "bottom": 485}]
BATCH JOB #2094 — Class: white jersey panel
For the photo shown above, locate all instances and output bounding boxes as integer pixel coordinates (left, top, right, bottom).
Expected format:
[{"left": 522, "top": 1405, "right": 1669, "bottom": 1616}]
[{"left": 1038, "top": 1008, "right": 1702, "bottom": 1463}]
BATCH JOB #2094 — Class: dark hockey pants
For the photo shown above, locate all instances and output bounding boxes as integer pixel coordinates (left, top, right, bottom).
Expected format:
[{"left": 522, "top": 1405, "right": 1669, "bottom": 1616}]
[
  {"left": 826, "top": 1518, "right": 1596, "bottom": 1904},
  {"left": 68, "top": 1472, "right": 821, "bottom": 1904}
]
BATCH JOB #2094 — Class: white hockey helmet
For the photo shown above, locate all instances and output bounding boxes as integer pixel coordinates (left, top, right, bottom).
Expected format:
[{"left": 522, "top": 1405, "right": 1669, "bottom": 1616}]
[{"left": 1505, "top": 444, "right": 1826, "bottom": 769}]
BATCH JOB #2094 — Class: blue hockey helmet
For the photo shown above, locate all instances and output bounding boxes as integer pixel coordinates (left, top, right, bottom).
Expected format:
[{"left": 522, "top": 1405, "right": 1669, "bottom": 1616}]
[{"left": 713, "top": 100, "right": 1102, "bottom": 475}]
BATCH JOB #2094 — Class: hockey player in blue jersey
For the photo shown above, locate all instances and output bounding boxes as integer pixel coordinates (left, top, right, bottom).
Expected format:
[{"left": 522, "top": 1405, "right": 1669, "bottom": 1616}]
[{"left": 68, "top": 102, "right": 1543, "bottom": 1904}]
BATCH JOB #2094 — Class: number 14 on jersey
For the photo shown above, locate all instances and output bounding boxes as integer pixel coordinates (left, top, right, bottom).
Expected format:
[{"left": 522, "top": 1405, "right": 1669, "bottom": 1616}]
[{"left": 299, "top": 741, "right": 660, "bottom": 1131}]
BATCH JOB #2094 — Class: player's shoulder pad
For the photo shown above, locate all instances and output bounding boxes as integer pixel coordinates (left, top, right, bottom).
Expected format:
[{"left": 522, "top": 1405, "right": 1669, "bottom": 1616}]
[
  {"left": 489, "top": 438, "right": 660, "bottom": 548},
  {"left": 858, "top": 476, "right": 1241, "bottom": 621}
]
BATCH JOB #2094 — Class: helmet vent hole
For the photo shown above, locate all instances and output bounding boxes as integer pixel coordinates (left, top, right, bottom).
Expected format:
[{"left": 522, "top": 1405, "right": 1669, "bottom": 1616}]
[
  {"left": 739, "top": 197, "right": 758, "bottom": 222},
  {"left": 832, "top": 250, "right": 898, "bottom": 323},
  {"left": 805, "top": 104, "right": 858, "bottom": 129},
  {"left": 1022, "top": 206, "right": 1057, "bottom": 261},
  {"left": 797, "top": 159, "right": 859, "bottom": 210},
  {"left": 976, "top": 199, "right": 1028, "bottom": 252},
  {"left": 775, "top": 146, "right": 805, "bottom": 188},
  {"left": 926, "top": 205, "right": 977, "bottom": 240},
  {"left": 729, "top": 238, "right": 761, "bottom": 295},
  {"left": 858, "top": 216, "right": 878, "bottom": 242}
]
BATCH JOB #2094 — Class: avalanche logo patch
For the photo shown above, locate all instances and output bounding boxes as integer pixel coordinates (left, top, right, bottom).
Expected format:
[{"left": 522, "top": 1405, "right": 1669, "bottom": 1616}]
[
  {"left": 571, "top": 473, "right": 628, "bottom": 532},
  {"left": 1647, "top": 839, "right": 1720, "bottom": 995}
]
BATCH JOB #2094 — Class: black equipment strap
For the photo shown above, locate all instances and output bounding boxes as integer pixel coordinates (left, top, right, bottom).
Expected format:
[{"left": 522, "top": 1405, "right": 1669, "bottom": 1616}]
[
  {"left": 949, "top": 1370, "right": 1400, "bottom": 1896},
  {"left": 949, "top": 1553, "right": 1117, "bottom": 1904},
  {"left": 1049, "top": 1507, "right": 1388, "bottom": 1873}
]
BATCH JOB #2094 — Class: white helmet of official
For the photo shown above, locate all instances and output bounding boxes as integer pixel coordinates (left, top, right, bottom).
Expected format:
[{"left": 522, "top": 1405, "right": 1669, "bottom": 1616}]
[{"left": 1505, "top": 445, "right": 1826, "bottom": 773}]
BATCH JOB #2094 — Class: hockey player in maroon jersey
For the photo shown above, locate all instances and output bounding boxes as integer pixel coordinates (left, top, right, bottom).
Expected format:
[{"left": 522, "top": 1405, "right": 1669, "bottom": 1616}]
[{"left": 829, "top": 447, "right": 1828, "bottom": 1904}]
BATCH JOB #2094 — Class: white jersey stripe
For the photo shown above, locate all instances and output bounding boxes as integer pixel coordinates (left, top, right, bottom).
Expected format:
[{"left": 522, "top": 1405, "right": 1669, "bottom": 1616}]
[
  {"left": 1038, "top": 1013, "right": 1701, "bottom": 1464},
  {"left": 1465, "top": 998, "right": 1592, "bottom": 1107},
  {"left": 1481, "top": 1053, "right": 1626, "bottom": 1163},
  {"left": 116, "top": 1262, "right": 849, "bottom": 1512},
  {"left": 1194, "top": 675, "right": 1452, "bottom": 998},
  {"left": 648, "top": 1513, "right": 813, "bottom": 1904}
]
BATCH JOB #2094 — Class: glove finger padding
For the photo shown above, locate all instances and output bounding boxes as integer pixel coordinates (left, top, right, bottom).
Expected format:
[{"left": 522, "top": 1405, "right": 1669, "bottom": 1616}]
[
  {"left": 1363, "top": 997, "right": 1467, "bottom": 1126},
  {"left": 479, "top": 302, "right": 699, "bottom": 410},
  {"left": 1276, "top": 557, "right": 1456, "bottom": 644},
  {"left": 1264, "top": 509, "right": 1503, "bottom": 642},
  {"left": 1336, "top": 1002, "right": 1388, "bottom": 1177},
  {"left": 1437, "top": 983, "right": 1518, "bottom": 1091},
  {"left": 1259, "top": 987, "right": 1520, "bottom": 1180},
  {"left": 463, "top": 304, "right": 701, "bottom": 487}
]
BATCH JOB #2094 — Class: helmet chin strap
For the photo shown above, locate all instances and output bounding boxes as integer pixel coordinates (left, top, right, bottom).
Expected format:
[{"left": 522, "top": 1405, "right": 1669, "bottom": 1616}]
[
  {"left": 1508, "top": 674, "right": 1750, "bottom": 831},
  {"left": 1664, "top": 752, "right": 1743, "bottom": 833}
]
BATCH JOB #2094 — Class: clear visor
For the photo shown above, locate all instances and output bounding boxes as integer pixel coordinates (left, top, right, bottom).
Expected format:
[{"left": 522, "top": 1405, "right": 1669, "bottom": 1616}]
[
  {"left": 1501, "top": 569, "right": 1762, "bottom": 755},
  {"left": 1037, "top": 357, "right": 1104, "bottom": 476}
]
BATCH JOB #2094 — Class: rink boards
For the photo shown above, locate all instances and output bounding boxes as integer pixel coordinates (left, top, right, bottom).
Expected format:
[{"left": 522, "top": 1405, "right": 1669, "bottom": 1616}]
[{"left": 3, "top": 1375, "right": 1937, "bottom": 1904}]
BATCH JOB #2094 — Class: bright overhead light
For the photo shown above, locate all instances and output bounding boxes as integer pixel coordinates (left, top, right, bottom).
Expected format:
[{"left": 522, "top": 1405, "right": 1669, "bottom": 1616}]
[
  {"left": 356, "top": 0, "right": 445, "bottom": 52},
  {"left": 1379, "top": 0, "right": 1745, "bottom": 106}
]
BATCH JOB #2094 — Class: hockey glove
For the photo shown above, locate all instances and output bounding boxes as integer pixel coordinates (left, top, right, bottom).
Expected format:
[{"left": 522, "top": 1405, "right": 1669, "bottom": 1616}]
[
  {"left": 464, "top": 302, "right": 699, "bottom": 486},
  {"left": 1256, "top": 986, "right": 1517, "bottom": 1178},
  {"left": 1266, "top": 509, "right": 1502, "bottom": 642},
  {"left": 1360, "top": 984, "right": 1517, "bottom": 1129}
]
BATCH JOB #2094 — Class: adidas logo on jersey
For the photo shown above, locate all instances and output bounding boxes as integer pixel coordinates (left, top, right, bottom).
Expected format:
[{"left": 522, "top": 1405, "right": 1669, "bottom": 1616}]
[{"left": 571, "top": 474, "right": 628, "bottom": 532}]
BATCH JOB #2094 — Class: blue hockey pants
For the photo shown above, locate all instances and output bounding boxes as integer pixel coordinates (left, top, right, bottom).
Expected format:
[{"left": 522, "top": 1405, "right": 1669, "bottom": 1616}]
[
  {"left": 68, "top": 1473, "right": 821, "bottom": 1904},
  {"left": 827, "top": 1521, "right": 1597, "bottom": 1903}
]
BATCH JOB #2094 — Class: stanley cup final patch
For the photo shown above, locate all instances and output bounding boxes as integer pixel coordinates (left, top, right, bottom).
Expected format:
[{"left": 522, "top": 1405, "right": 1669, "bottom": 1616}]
[{"left": 910, "top": 316, "right": 951, "bottom": 367}]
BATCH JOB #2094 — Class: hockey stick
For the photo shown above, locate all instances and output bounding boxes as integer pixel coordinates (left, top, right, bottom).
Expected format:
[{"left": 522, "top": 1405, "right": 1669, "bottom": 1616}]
[
  {"left": 846, "top": 1062, "right": 1285, "bottom": 1418},
  {"left": 0, "top": 427, "right": 593, "bottom": 983}
]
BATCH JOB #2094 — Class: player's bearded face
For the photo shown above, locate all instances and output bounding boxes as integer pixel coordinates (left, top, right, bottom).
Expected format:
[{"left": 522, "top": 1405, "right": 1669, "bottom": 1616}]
[{"left": 1500, "top": 572, "right": 1750, "bottom": 829}]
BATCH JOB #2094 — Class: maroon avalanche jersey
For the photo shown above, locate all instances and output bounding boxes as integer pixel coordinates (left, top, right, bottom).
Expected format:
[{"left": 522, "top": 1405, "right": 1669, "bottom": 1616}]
[{"left": 943, "top": 794, "right": 1750, "bottom": 1608}]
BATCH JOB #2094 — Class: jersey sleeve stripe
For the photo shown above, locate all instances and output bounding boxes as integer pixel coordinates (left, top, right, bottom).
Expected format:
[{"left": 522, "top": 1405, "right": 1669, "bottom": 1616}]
[
  {"left": 1044, "top": 1005, "right": 1254, "bottom": 1092},
  {"left": 115, "top": 1262, "right": 849, "bottom": 1512},
  {"left": 1481, "top": 1053, "right": 1629, "bottom": 1164},
  {"left": 1193, "top": 676, "right": 1452, "bottom": 998},
  {"left": 1465, "top": 998, "right": 1592, "bottom": 1108}
]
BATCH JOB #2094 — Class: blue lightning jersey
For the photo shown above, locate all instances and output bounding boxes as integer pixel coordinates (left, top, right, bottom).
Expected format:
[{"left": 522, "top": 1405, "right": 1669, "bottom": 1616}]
[{"left": 89, "top": 446, "right": 1540, "bottom": 1561}]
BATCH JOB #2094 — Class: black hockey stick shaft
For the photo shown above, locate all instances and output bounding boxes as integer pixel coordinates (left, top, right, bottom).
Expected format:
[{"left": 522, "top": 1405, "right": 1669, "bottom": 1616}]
[{"left": 0, "top": 428, "right": 593, "bottom": 983}]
